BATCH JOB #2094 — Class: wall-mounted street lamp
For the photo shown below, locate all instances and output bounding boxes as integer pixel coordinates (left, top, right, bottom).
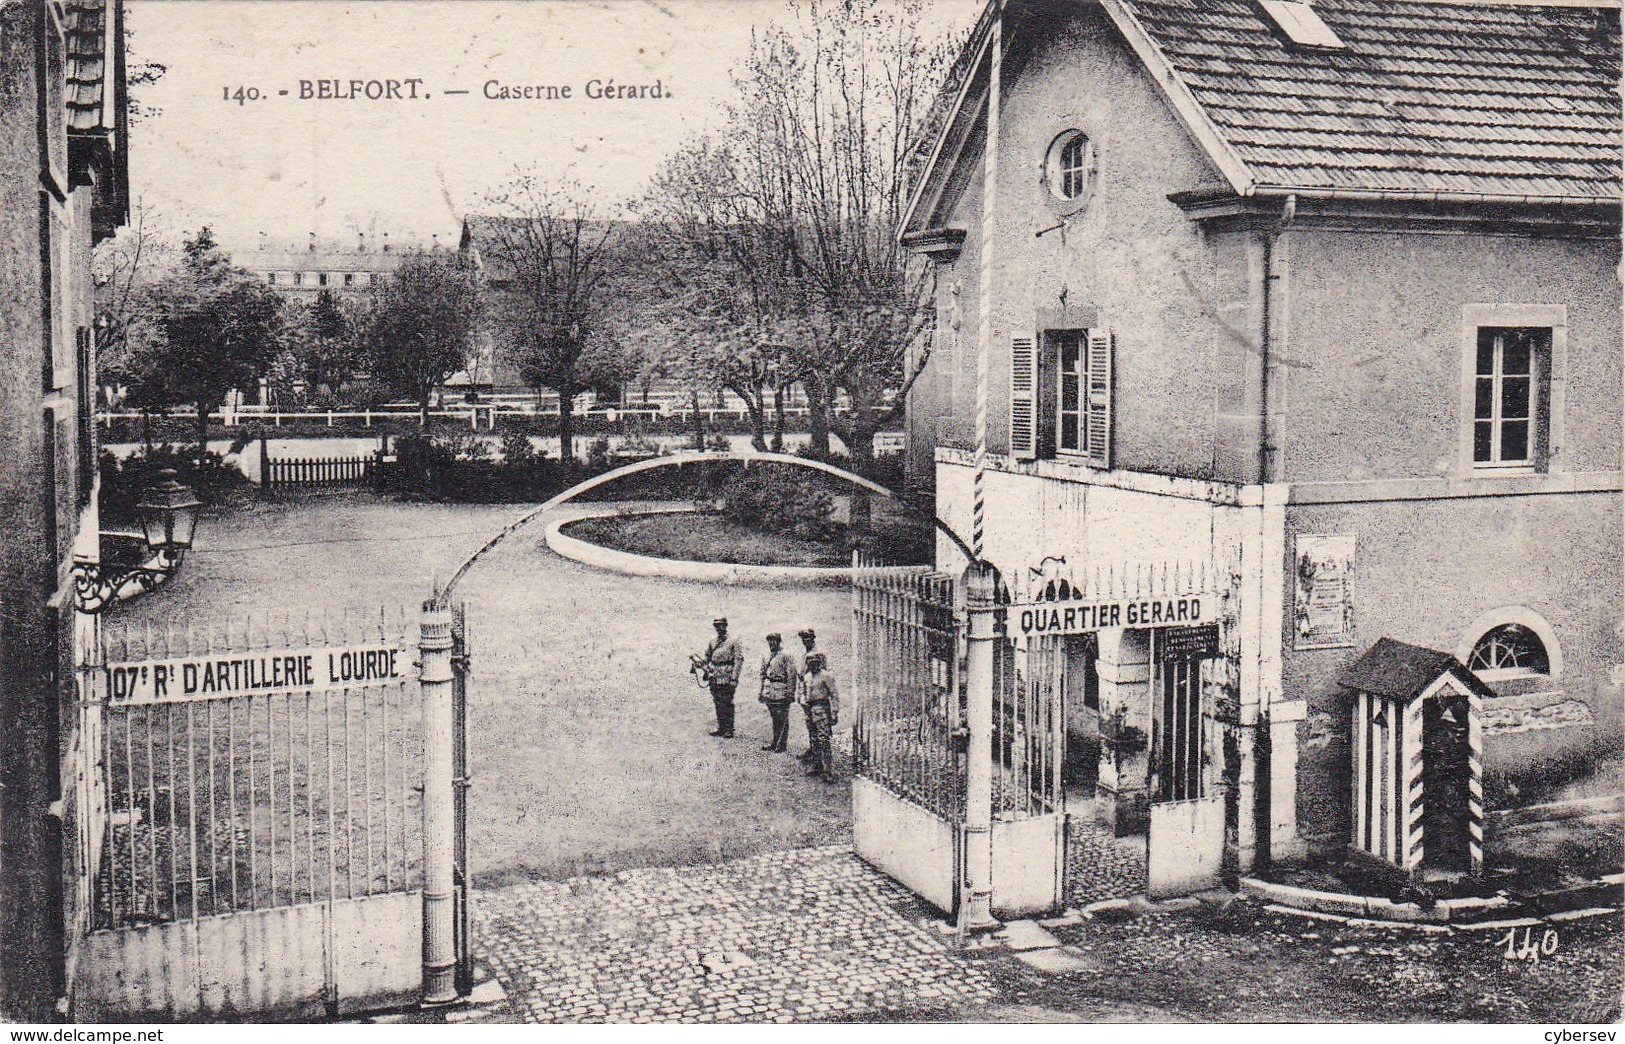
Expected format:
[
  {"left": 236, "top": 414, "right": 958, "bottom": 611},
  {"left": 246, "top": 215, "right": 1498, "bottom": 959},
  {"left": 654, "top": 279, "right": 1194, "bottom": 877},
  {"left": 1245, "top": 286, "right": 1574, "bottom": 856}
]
[{"left": 73, "top": 469, "right": 202, "bottom": 614}]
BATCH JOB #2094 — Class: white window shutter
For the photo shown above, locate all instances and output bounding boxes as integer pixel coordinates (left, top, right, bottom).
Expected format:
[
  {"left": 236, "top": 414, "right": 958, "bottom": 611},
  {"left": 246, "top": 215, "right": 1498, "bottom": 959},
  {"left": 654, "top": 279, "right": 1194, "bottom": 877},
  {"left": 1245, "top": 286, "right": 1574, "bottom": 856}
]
[
  {"left": 1084, "top": 328, "right": 1113, "bottom": 469},
  {"left": 1009, "top": 335, "right": 1037, "bottom": 460}
]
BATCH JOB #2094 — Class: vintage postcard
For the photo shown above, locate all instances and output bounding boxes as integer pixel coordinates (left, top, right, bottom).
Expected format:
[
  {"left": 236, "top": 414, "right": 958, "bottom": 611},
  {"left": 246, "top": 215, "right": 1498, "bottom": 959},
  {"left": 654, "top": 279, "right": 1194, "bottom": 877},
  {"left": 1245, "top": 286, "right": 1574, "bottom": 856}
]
[{"left": 2, "top": 0, "right": 1620, "bottom": 1028}]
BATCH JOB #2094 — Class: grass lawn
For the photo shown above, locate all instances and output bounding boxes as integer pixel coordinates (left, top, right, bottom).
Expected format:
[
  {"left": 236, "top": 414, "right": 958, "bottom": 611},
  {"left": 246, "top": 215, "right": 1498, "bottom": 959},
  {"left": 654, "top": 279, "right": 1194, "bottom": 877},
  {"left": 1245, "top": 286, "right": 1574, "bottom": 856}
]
[
  {"left": 110, "top": 491, "right": 854, "bottom": 889},
  {"left": 562, "top": 511, "right": 849, "bottom": 567}
]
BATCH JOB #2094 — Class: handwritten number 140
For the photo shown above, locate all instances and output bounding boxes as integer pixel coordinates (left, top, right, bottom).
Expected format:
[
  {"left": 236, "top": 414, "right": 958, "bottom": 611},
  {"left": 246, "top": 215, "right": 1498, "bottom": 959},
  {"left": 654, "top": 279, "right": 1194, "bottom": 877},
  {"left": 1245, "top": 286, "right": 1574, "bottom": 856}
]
[{"left": 1498, "top": 926, "right": 1558, "bottom": 963}]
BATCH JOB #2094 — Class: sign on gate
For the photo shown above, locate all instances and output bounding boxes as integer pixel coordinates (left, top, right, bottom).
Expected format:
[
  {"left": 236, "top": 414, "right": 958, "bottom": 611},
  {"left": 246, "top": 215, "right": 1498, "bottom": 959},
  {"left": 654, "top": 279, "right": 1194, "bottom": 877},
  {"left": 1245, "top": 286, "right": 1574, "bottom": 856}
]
[
  {"left": 1159, "top": 624, "right": 1220, "bottom": 660},
  {"left": 105, "top": 642, "right": 409, "bottom": 703},
  {"left": 1011, "top": 594, "right": 1218, "bottom": 637},
  {"left": 72, "top": 608, "right": 445, "bottom": 1022},
  {"left": 1007, "top": 559, "right": 1222, "bottom": 638}
]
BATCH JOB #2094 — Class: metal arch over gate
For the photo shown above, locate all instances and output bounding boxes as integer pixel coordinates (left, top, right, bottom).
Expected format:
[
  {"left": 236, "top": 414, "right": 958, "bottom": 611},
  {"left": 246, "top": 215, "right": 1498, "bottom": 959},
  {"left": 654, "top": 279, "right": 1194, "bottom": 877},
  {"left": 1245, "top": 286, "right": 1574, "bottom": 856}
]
[
  {"left": 435, "top": 450, "right": 978, "bottom": 604},
  {"left": 69, "top": 607, "right": 467, "bottom": 1021}
]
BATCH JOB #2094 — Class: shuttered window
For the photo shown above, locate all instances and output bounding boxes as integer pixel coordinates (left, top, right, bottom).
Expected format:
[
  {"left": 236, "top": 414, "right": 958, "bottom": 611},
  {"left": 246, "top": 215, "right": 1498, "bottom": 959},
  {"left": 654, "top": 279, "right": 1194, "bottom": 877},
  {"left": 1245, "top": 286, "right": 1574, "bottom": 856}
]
[
  {"left": 1010, "top": 335, "right": 1037, "bottom": 460},
  {"left": 1046, "top": 328, "right": 1113, "bottom": 469},
  {"left": 1084, "top": 329, "right": 1114, "bottom": 469}
]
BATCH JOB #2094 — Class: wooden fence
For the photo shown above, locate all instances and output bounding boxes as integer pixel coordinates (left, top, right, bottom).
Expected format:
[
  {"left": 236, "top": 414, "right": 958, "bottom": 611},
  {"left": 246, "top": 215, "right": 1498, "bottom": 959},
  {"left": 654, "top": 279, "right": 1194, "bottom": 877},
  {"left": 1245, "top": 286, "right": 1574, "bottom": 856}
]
[{"left": 262, "top": 444, "right": 383, "bottom": 491}]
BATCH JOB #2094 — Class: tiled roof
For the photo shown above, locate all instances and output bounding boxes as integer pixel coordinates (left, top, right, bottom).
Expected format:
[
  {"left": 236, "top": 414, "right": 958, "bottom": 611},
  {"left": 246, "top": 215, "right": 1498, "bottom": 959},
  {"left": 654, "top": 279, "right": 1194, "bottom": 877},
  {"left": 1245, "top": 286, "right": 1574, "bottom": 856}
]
[
  {"left": 63, "top": 0, "right": 111, "bottom": 133},
  {"left": 1113, "top": 0, "right": 1622, "bottom": 201},
  {"left": 248, "top": 248, "right": 417, "bottom": 274},
  {"left": 1337, "top": 637, "right": 1493, "bottom": 703},
  {"left": 460, "top": 215, "right": 534, "bottom": 283}
]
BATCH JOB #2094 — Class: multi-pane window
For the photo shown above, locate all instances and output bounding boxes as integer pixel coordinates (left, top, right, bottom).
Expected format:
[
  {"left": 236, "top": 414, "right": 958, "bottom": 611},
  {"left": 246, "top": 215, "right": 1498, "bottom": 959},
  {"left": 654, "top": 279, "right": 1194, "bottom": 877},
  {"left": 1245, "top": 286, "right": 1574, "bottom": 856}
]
[
  {"left": 1473, "top": 327, "right": 1548, "bottom": 467},
  {"left": 1010, "top": 328, "right": 1113, "bottom": 468},
  {"left": 1057, "top": 135, "right": 1090, "bottom": 200},
  {"left": 1046, "top": 131, "right": 1094, "bottom": 204},
  {"left": 318, "top": 273, "right": 330, "bottom": 287},
  {"left": 1468, "top": 624, "right": 1549, "bottom": 678},
  {"left": 1057, "top": 332, "right": 1084, "bottom": 452},
  {"left": 293, "top": 272, "right": 304, "bottom": 286}
]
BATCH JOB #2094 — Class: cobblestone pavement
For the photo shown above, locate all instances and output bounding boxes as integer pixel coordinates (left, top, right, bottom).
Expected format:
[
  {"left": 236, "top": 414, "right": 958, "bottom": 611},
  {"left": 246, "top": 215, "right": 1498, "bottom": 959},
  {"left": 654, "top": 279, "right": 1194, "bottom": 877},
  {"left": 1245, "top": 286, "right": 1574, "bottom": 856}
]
[
  {"left": 472, "top": 844, "right": 998, "bottom": 1023},
  {"left": 1065, "top": 805, "right": 1149, "bottom": 907}
]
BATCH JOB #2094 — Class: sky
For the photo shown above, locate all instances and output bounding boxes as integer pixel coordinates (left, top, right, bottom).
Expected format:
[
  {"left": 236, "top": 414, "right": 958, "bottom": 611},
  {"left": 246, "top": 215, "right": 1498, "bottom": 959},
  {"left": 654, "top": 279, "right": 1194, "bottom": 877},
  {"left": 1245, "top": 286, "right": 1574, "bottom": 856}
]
[{"left": 126, "top": 0, "right": 983, "bottom": 252}]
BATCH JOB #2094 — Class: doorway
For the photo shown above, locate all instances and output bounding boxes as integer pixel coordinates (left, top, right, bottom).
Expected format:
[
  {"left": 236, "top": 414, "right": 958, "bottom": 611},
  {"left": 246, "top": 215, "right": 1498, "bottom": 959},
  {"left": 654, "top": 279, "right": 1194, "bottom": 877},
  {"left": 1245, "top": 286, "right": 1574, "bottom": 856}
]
[{"left": 1421, "top": 690, "right": 1473, "bottom": 873}]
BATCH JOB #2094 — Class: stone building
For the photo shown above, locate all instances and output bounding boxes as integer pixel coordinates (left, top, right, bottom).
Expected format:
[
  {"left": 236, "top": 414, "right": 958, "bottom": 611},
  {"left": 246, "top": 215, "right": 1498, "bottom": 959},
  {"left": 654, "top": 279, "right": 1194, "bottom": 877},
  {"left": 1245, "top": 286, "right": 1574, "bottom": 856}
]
[
  {"left": 0, "top": 0, "right": 129, "bottom": 1017},
  {"left": 238, "top": 230, "right": 431, "bottom": 304},
  {"left": 900, "top": 0, "right": 1621, "bottom": 880}
]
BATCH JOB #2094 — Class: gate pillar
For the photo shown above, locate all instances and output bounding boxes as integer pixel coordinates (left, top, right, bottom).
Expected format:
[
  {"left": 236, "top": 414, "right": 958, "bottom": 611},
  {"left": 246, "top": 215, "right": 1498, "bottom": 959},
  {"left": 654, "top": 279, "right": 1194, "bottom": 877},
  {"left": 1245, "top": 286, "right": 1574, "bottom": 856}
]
[
  {"left": 1096, "top": 630, "right": 1151, "bottom": 836},
  {"left": 419, "top": 598, "right": 459, "bottom": 1005},
  {"left": 959, "top": 561, "right": 1000, "bottom": 933}
]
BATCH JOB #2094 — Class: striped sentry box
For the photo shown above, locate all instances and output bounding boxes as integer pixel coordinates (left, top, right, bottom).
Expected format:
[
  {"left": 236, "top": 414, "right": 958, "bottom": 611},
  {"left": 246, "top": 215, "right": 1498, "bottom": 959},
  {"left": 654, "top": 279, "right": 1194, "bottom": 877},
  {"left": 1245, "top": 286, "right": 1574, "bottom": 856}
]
[
  {"left": 1403, "top": 697, "right": 1425, "bottom": 872},
  {"left": 1467, "top": 687, "right": 1485, "bottom": 873}
]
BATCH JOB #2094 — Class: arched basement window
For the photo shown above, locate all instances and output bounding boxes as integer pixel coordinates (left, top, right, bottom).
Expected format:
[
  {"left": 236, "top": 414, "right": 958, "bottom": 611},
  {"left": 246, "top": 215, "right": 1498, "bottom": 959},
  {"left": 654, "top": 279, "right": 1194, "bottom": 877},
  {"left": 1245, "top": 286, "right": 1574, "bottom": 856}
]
[{"left": 1467, "top": 623, "right": 1550, "bottom": 678}]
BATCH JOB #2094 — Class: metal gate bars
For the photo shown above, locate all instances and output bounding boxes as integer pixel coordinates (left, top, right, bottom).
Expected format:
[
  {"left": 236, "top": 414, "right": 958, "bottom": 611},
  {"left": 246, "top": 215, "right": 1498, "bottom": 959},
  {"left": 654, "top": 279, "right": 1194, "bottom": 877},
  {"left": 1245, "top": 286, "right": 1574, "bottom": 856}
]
[
  {"left": 850, "top": 555, "right": 1063, "bottom": 922},
  {"left": 71, "top": 602, "right": 473, "bottom": 1021}
]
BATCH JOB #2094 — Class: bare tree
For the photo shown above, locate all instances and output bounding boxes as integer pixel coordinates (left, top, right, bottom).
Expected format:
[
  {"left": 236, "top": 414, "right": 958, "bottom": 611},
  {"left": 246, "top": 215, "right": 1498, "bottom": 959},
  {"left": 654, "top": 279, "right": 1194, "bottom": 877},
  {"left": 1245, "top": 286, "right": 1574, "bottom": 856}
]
[
  {"left": 476, "top": 174, "right": 622, "bottom": 468},
  {"left": 639, "top": 0, "right": 951, "bottom": 466},
  {"left": 635, "top": 138, "right": 804, "bottom": 452},
  {"left": 92, "top": 199, "right": 175, "bottom": 397}
]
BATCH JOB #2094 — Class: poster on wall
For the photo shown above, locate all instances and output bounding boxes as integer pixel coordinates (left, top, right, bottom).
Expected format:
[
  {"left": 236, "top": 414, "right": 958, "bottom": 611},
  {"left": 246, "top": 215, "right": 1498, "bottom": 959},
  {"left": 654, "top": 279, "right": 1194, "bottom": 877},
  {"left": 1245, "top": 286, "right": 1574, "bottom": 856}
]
[{"left": 1294, "top": 533, "right": 1357, "bottom": 650}]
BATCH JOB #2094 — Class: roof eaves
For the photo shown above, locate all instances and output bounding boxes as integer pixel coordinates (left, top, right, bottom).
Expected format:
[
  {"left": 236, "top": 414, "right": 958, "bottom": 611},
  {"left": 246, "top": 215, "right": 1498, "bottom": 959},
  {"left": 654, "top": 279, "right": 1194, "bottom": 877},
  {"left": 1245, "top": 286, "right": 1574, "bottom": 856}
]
[
  {"left": 1245, "top": 182, "right": 1622, "bottom": 207},
  {"left": 1099, "top": 0, "right": 1260, "bottom": 197},
  {"left": 898, "top": 0, "right": 1000, "bottom": 241}
]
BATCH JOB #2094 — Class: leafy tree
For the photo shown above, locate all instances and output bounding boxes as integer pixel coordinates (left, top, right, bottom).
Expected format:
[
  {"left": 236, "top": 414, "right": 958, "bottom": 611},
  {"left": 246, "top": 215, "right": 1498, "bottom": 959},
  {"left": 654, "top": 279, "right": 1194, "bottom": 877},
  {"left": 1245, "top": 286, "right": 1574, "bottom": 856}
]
[
  {"left": 277, "top": 288, "right": 363, "bottom": 404},
  {"left": 134, "top": 227, "right": 284, "bottom": 460},
  {"left": 364, "top": 250, "right": 479, "bottom": 426},
  {"left": 478, "top": 174, "right": 623, "bottom": 468}
]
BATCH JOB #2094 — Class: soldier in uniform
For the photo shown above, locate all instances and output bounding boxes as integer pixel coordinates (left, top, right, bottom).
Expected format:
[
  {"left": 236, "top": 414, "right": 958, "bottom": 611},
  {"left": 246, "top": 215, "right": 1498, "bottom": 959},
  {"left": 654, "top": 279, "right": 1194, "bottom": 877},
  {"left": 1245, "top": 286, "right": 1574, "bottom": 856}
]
[
  {"left": 701, "top": 617, "right": 742, "bottom": 737},
  {"left": 801, "top": 651, "right": 839, "bottom": 783},
  {"left": 758, "top": 633, "right": 796, "bottom": 752},
  {"left": 795, "top": 628, "right": 819, "bottom": 762}
]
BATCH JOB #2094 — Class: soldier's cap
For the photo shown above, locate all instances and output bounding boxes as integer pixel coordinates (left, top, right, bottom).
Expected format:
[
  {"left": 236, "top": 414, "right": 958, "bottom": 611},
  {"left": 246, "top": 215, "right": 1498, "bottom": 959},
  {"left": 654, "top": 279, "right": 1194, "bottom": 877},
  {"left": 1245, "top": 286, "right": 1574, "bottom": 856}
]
[
  {"left": 712, "top": 617, "right": 728, "bottom": 626},
  {"left": 797, "top": 629, "right": 816, "bottom": 641},
  {"left": 805, "top": 652, "right": 827, "bottom": 668},
  {"left": 766, "top": 632, "right": 782, "bottom": 642}
]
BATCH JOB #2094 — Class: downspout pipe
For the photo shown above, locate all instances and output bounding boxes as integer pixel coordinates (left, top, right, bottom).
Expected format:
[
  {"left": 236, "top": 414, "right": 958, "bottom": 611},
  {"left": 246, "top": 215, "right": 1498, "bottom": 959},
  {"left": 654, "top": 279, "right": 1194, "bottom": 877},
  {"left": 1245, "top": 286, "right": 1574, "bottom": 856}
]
[{"left": 1258, "top": 194, "right": 1295, "bottom": 485}]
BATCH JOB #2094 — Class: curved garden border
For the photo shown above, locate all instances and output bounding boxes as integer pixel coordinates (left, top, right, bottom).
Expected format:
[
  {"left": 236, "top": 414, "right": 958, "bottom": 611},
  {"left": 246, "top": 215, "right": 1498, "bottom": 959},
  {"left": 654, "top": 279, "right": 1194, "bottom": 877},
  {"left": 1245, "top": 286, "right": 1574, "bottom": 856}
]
[
  {"left": 1238, "top": 868, "right": 1624, "bottom": 932},
  {"left": 544, "top": 502, "right": 853, "bottom": 586}
]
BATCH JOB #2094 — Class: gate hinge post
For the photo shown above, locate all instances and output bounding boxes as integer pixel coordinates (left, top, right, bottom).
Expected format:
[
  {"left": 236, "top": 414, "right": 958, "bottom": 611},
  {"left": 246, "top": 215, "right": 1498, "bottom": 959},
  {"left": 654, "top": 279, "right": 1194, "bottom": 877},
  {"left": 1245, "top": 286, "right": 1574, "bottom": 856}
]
[
  {"left": 959, "top": 559, "right": 1002, "bottom": 935},
  {"left": 418, "top": 596, "right": 462, "bottom": 1007}
]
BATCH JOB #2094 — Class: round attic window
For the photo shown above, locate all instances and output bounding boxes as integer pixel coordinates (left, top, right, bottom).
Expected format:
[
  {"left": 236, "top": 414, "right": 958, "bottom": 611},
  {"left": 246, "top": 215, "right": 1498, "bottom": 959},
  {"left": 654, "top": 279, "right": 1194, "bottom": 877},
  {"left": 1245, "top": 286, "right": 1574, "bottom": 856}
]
[{"left": 1045, "top": 130, "right": 1096, "bottom": 208}]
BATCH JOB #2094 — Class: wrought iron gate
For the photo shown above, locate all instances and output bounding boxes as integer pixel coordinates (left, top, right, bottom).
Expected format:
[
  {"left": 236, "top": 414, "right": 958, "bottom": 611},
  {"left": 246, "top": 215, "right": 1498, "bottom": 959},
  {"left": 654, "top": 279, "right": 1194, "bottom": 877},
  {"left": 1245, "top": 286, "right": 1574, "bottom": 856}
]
[
  {"left": 997, "top": 631, "right": 1067, "bottom": 914},
  {"left": 1147, "top": 627, "right": 1224, "bottom": 897},
  {"left": 852, "top": 560, "right": 964, "bottom": 912},
  {"left": 851, "top": 556, "right": 1063, "bottom": 918},
  {"left": 71, "top": 608, "right": 439, "bottom": 1021}
]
